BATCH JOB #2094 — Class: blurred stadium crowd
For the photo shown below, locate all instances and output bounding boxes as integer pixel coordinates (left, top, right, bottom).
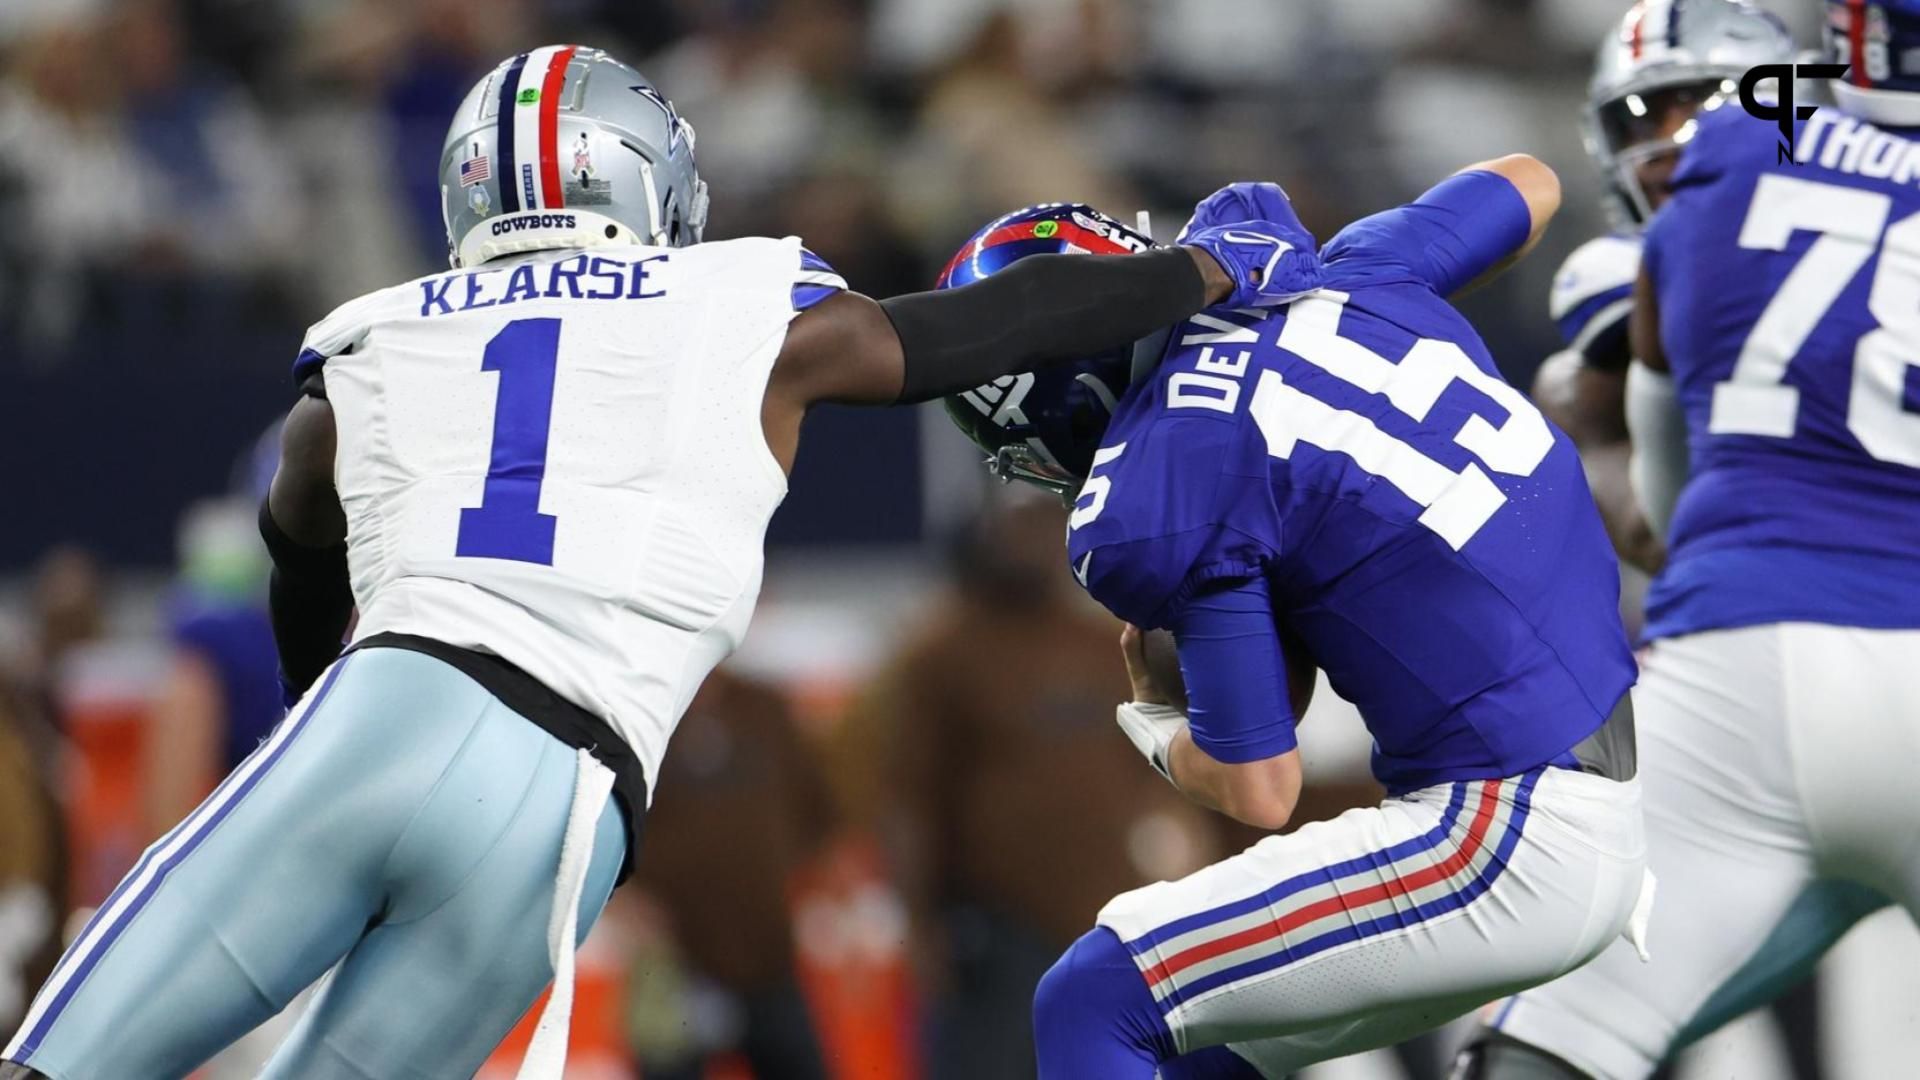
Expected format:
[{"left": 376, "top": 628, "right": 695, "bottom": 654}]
[{"left": 5, "top": 1, "right": 1902, "bottom": 1078}]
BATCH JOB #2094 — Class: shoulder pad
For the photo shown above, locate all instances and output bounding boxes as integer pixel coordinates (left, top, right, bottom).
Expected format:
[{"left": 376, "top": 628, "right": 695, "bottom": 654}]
[
  {"left": 1549, "top": 236, "right": 1640, "bottom": 322},
  {"left": 1549, "top": 235, "right": 1640, "bottom": 355},
  {"left": 292, "top": 287, "right": 392, "bottom": 385},
  {"left": 792, "top": 238, "right": 847, "bottom": 313},
  {"left": 1065, "top": 412, "right": 1271, "bottom": 626}
]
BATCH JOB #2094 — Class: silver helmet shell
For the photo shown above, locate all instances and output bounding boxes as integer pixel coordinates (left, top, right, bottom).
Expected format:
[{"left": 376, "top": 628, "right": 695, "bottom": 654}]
[
  {"left": 440, "top": 45, "right": 708, "bottom": 268},
  {"left": 1585, "top": 1, "right": 1794, "bottom": 227}
]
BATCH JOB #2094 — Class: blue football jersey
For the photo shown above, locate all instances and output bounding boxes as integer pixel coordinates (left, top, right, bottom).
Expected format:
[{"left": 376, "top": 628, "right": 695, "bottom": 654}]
[
  {"left": 1067, "top": 174, "right": 1636, "bottom": 792},
  {"left": 1641, "top": 102, "right": 1920, "bottom": 640}
]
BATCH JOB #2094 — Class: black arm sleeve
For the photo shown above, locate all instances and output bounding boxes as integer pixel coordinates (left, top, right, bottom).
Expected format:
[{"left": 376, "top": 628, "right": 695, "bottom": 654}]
[
  {"left": 259, "top": 498, "right": 354, "bottom": 698},
  {"left": 881, "top": 247, "right": 1208, "bottom": 404}
]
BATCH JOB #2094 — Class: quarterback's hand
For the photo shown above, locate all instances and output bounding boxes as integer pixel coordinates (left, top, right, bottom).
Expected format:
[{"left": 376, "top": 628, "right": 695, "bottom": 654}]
[
  {"left": 1180, "top": 221, "right": 1325, "bottom": 309},
  {"left": 1179, "top": 182, "right": 1301, "bottom": 237},
  {"left": 1118, "top": 625, "right": 1184, "bottom": 784}
]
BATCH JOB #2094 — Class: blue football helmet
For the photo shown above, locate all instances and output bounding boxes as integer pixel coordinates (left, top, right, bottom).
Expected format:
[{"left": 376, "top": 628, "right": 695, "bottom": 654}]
[
  {"left": 940, "top": 204, "right": 1156, "bottom": 497},
  {"left": 1828, "top": 1, "right": 1920, "bottom": 127}
]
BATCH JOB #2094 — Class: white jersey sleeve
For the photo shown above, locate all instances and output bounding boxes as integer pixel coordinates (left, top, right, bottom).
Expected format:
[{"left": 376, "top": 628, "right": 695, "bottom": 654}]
[{"left": 1548, "top": 235, "right": 1641, "bottom": 365}]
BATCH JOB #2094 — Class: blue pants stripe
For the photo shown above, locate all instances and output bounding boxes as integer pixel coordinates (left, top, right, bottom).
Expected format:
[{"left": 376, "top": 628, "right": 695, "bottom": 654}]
[
  {"left": 1126, "top": 781, "right": 1473, "bottom": 957},
  {"left": 1157, "top": 769, "right": 1541, "bottom": 1012}
]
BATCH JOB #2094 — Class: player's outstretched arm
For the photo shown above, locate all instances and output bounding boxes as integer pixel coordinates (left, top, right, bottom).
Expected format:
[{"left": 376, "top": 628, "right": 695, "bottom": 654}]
[
  {"left": 1327, "top": 153, "right": 1561, "bottom": 299},
  {"left": 761, "top": 246, "right": 1232, "bottom": 470},
  {"left": 261, "top": 390, "right": 354, "bottom": 702},
  {"left": 1444, "top": 154, "right": 1561, "bottom": 296},
  {"left": 1465, "top": 154, "right": 1561, "bottom": 260}
]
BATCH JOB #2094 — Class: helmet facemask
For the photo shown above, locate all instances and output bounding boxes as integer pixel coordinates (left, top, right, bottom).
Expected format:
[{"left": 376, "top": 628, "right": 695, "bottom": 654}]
[
  {"left": 939, "top": 204, "right": 1157, "bottom": 504},
  {"left": 1582, "top": 1, "right": 1796, "bottom": 230},
  {"left": 1588, "top": 78, "right": 1736, "bottom": 224}
]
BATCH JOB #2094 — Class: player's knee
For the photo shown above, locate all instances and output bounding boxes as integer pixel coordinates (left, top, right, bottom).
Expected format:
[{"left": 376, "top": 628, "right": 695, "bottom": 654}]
[
  {"left": 1450, "top": 1032, "right": 1591, "bottom": 1080},
  {"left": 1032, "top": 934, "right": 1111, "bottom": 1039},
  {"left": 1032, "top": 927, "right": 1174, "bottom": 1063},
  {"left": 1159, "top": 1044, "right": 1267, "bottom": 1079}
]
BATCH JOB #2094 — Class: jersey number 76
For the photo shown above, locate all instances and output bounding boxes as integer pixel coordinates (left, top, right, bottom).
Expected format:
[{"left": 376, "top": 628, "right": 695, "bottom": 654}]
[{"left": 1711, "top": 174, "right": 1920, "bottom": 467}]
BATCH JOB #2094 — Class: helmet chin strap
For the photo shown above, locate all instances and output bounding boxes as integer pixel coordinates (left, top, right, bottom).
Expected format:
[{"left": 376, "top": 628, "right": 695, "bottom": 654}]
[
  {"left": 637, "top": 163, "right": 667, "bottom": 246},
  {"left": 687, "top": 180, "right": 710, "bottom": 244}
]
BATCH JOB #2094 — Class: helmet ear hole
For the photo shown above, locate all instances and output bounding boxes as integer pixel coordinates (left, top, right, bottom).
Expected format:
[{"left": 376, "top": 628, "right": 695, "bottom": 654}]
[{"left": 605, "top": 224, "right": 619, "bottom": 240}]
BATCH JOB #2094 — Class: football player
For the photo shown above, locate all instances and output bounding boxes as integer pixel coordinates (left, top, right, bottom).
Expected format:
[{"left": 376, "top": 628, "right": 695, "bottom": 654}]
[
  {"left": 1534, "top": 0, "right": 1794, "bottom": 573},
  {"left": 1458, "top": 4, "right": 1920, "bottom": 1077},
  {"left": 0, "top": 46, "right": 1307, "bottom": 1080},
  {"left": 945, "top": 162, "right": 1648, "bottom": 1079}
]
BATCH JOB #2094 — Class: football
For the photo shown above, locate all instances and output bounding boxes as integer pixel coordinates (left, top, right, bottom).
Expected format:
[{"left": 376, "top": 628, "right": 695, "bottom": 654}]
[
  {"left": 1140, "top": 627, "right": 1189, "bottom": 710},
  {"left": 1141, "top": 627, "right": 1316, "bottom": 719}
]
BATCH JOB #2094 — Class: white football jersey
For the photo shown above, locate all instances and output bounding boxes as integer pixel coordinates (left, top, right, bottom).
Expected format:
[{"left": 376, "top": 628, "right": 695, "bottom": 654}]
[
  {"left": 295, "top": 236, "right": 843, "bottom": 793},
  {"left": 1548, "top": 234, "right": 1641, "bottom": 358}
]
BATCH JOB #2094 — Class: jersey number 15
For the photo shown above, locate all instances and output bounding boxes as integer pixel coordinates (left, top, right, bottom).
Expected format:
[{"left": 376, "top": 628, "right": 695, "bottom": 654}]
[{"left": 1076, "top": 295, "right": 1554, "bottom": 551}]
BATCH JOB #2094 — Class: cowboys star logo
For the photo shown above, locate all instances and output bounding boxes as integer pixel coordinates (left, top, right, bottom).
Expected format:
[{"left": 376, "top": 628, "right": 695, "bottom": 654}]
[{"left": 629, "top": 84, "right": 693, "bottom": 156}]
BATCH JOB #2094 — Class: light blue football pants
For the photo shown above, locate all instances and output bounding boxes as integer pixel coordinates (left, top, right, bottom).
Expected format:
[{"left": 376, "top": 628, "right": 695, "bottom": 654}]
[{"left": 3, "top": 646, "right": 627, "bottom": 1079}]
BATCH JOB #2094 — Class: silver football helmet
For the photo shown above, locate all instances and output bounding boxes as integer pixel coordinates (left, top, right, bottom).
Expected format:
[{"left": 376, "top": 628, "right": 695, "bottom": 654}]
[
  {"left": 439, "top": 45, "right": 708, "bottom": 268},
  {"left": 1586, "top": 0, "right": 1794, "bottom": 227}
]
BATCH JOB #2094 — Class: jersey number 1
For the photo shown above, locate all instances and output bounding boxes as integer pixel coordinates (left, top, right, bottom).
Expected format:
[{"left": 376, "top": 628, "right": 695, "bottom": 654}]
[{"left": 457, "top": 318, "right": 561, "bottom": 565}]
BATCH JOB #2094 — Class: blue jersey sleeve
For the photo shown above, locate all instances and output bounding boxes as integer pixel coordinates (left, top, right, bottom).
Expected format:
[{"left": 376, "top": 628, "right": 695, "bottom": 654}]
[
  {"left": 1171, "top": 579, "right": 1298, "bottom": 764},
  {"left": 1067, "top": 412, "right": 1276, "bottom": 628},
  {"left": 793, "top": 245, "right": 848, "bottom": 312},
  {"left": 1320, "top": 170, "right": 1532, "bottom": 296}
]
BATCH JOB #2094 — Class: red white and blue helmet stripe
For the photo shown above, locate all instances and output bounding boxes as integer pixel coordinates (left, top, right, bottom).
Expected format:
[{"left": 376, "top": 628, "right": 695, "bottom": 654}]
[
  {"left": 938, "top": 204, "right": 1154, "bottom": 493},
  {"left": 939, "top": 203, "right": 1153, "bottom": 290},
  {"left": 494, "top": 45, "right": 580, "bottom": 214},
  {"left": 1827, "top": 2, "right": 1920, "bottom": 125}
]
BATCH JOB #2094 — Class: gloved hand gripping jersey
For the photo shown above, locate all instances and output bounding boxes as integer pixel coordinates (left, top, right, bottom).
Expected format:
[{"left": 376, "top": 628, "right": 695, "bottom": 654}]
[{"left": 1179, "top": 181, "right": 1327, "bottom": 307}]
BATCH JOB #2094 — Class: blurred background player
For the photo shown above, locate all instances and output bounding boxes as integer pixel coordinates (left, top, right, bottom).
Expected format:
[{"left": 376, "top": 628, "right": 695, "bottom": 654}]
[
  {"left": 1533, "top": 0, "right": 1795, "bottom": 576},
  {"left": 1459, "top": 3, "right": 1920, "bottom": 1077},
  {"left": 944, "top": 165, "right": 1648, "bottom": 1080},
  {"left": 0, "top": 672, "right": 62, "bottom": 1042},
  {"left": 628, "top": 666, "right": 836, "bottom": 1080},
  {"left": 0, "top": 38, "right": 1300, "bottom": 1077},
  {"left": 835, "top": 494, "right": 1226, "bottom": 1079},
  {"left": 143, "top": 495, "right": 281, "bottom": 840}
]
